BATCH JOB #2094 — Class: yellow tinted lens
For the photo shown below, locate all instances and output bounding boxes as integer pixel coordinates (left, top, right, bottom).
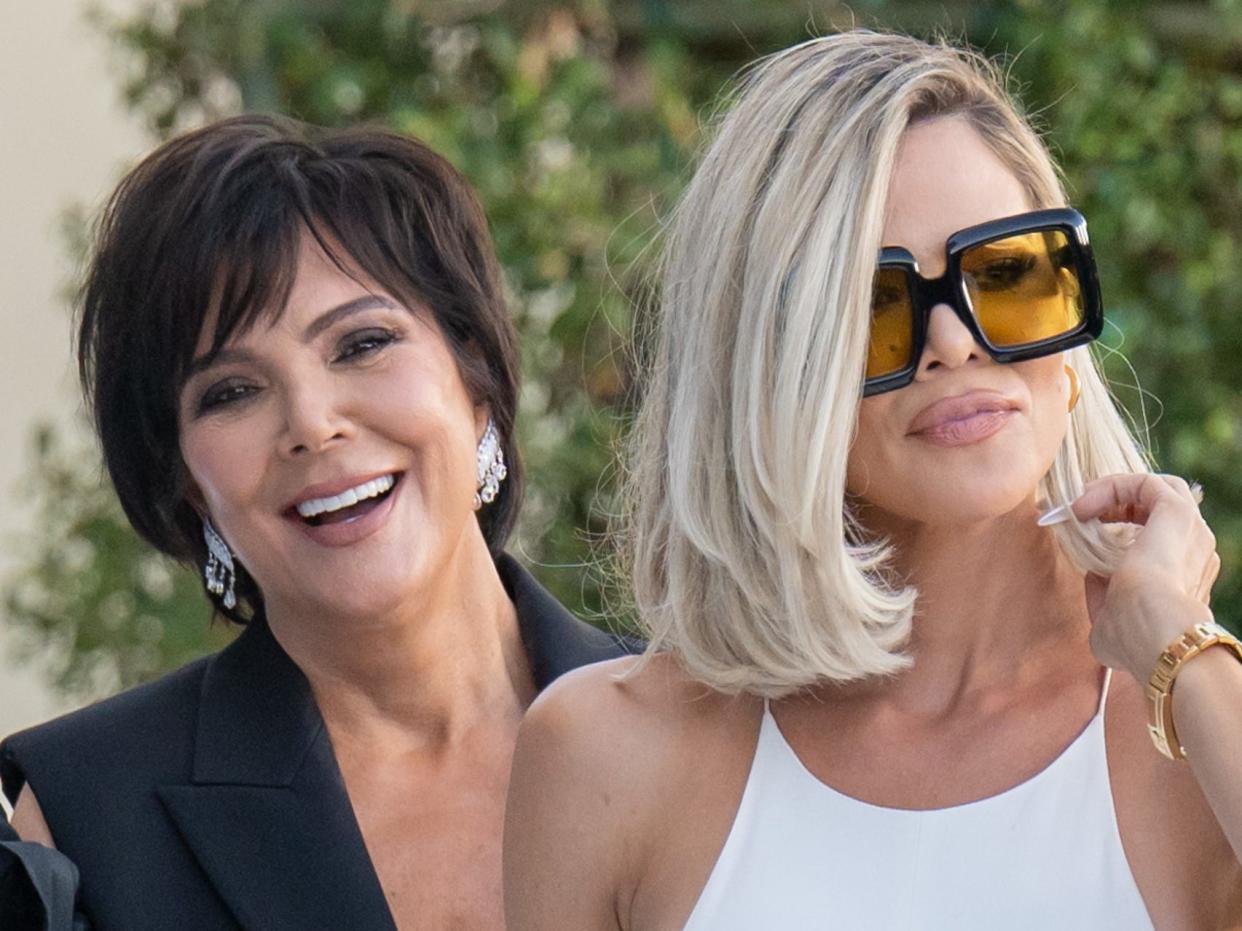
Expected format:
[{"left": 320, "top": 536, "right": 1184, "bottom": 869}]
[
  {"left": 868, "top": 267, "right": 914, "bottom": 379},
  {"left": 962, "top": 230, "right": 1084, "bottom": 348}
]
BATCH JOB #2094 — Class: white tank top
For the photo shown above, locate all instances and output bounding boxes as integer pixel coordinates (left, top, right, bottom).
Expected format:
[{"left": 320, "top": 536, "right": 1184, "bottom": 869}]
[{"left": 683, "top": 670, "right": 1154, "bottom": 930}]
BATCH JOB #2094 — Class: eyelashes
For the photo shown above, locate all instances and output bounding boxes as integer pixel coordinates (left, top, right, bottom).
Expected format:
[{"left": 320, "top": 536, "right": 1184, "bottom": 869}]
[
  {"left": 196, "top": 379, "right": 255, "bottom": 413},
  {"left": 335, "top": 327, "right": 401, "bottom": 362},
  {"left": 192, "top": 326, "right": 405, "bottom": 416}
]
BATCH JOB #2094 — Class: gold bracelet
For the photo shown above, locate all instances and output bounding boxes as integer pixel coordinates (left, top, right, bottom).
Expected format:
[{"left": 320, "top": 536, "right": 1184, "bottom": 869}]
[{"left": 1147, "top": 621, "right": 1242, "bottom": 761}]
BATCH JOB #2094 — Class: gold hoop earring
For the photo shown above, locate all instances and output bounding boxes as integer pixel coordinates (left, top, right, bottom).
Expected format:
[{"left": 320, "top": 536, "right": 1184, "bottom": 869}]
[{"left": 1065, "top": 365, "right": 1080, "bottom": 413}]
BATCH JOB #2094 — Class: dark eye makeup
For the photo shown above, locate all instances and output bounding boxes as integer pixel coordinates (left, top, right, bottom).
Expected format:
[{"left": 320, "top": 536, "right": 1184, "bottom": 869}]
[
  {"left": 334, "top": 326, "right": 401, "bottom": 362},
  {"left": 194, "top": 379, "right": 257, "bottom": 415},
  {"left": 189, "top": 325, "right": 405, "bottom": 417},
  {"left": 966, "top": 254, "right": 1038, "bottom": 290}
]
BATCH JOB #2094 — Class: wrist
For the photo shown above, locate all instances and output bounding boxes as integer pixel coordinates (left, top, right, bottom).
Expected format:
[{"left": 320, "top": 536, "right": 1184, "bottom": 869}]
[
  {"left": 1125, "top": 599, "right": 1213, "bottom": 685},
  {"left": 1146, "top": 619, "right": 1242, "bottom": 761},
  {"left": 1168, "top": 644, "right": 1233, "bottom": 722}
]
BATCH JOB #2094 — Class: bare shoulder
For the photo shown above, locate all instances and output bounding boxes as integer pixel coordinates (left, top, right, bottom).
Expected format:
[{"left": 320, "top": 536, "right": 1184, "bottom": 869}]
[
  {"left": 506, "top": 653, "right": 761, "bottom": 929},
  {"left": 521, "top": 652, "right": 752, "bottom": 781},
  {"left": 528, "top": 650, "right": 740, "bottom": 717},
  {"left": 1106, "top": 672, "right": 1242, "bottom": 927}
]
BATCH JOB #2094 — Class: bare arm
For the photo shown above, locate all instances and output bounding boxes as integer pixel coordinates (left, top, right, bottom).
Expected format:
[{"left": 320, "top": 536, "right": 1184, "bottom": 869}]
[
  {"left": 503, "top": 665, "right": 633, "bottom": 931},
  {"left": 11, "top": 785, "right": 54, "bottom": 848},
  {"left": 1168, "top": 648, "right": 1242, "bottom": 863},
  {"left": 1075, "top": 473, "right": 1242, "bottom": 862}
]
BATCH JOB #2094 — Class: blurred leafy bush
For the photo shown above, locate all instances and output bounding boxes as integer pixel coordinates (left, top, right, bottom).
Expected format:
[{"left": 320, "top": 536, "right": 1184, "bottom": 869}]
[{"left": 6, "top": 0, "right": 1241, "bottom": 697}]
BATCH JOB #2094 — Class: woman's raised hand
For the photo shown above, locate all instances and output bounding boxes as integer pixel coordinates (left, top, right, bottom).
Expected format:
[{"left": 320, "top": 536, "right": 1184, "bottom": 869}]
[{"left": 1070, "top": 473, "right": 1220, "bottom": 683}]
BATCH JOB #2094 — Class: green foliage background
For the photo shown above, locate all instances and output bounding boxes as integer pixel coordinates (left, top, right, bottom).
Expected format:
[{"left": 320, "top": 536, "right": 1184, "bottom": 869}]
[{"left": 6, "top": 0, "right": 1241, "bottom": 698}]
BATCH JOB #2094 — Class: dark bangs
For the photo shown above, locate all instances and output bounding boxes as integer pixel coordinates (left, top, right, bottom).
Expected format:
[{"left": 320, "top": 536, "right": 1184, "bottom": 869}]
[{"left": 78, "top": 115, "right": 522, "bottom": 621}]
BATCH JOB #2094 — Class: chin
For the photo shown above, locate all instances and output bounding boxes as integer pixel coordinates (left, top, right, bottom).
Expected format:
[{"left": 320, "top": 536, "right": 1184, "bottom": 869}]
[
  {"left": 937, "top": 498, "right": 1033, "bottom": 527},
  {"left": 865, "top": 478, "right": 1039, "bottom": 528},
  {"left": 310, "top": 581, "right": 411, "bottom": 622},
  {"left": 283, "top": 550, "right": 426, "bottom": 618}
]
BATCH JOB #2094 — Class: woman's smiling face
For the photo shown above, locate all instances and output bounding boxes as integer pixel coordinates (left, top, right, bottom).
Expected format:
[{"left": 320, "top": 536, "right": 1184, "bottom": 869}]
[
  {"left": 846, "top": 116, "right": 1075, "bottom": 527},
  {"left": 178, "top": 232, "right": 487, "bottom": 620}
]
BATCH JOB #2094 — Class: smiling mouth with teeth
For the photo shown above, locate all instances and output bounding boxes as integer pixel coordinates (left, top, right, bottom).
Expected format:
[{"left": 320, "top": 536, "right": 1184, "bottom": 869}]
[{"left": 295, "top": 473, "right": 400, "bottom": 527}]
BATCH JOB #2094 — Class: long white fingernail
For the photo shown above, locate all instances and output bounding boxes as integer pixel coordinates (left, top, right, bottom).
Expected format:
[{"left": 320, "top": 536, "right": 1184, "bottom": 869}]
[{"left": 1037, "top": 504, "right": 1073, "bottom": 527}]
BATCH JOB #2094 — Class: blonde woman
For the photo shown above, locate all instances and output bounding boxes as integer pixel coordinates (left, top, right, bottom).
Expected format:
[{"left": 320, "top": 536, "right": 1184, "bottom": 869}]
[{"left": 505, "top": 32, "right": 1242, "bottom": 929}]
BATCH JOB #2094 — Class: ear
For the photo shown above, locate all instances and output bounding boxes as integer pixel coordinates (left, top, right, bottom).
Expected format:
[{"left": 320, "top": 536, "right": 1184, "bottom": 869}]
[{"left": 473, "top": 403, "right": 492, "bottom": 444}]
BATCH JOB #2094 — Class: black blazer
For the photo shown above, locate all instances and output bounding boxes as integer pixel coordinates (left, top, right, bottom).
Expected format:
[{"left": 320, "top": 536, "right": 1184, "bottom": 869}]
[
  {"left": 0, "top": 817, "right": 82, "bottom": 930},
  {"left": 1, "top": 555, "right": 635, "bottom": 930}
]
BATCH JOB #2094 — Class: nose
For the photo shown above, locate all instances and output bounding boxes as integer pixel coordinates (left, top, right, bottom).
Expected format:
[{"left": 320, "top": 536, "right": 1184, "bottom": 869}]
[
  {"left": 915, "top": 303, "right": 985, "bottom": 380},
  {"left": 278, "top": 381, "right": 351, "bottom": 457}
]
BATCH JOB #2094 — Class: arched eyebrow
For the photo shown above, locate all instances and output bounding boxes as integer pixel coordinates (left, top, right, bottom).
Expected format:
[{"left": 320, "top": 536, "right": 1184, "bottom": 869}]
[
  {"left": 301, "top": 294, "right": 397, "bottom": 341},
  {"left": 186, "top": 294, "right": 398, "bottom": 379}
]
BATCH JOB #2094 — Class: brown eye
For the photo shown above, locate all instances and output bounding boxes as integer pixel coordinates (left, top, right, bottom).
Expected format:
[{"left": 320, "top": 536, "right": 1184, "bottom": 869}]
[
  {"left": 197, "top": 380, "right": 257, "bottom": 414},
  {"left": 871, "top": 265, "right": 911, "bottom": 314},
  {"left": 872, "top": 285, "right": 905, "bottom": 311},
  {"left": 968, "top": 254, "right": 1037, "bottom": 290},
  {"left": 334, "top": 328, "right": 400, "bottom": 362}
]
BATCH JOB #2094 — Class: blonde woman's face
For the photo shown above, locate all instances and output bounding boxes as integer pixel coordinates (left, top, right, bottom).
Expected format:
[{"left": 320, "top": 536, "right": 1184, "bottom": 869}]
[{"left": 846, "top": 116, "right": 1074, "bottom": 524}]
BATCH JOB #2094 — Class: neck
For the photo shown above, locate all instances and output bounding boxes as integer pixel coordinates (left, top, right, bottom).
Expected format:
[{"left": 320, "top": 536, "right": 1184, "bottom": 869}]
[
  {"left": 263, "top": 533, "right": 535, "bottom": 753},
  {"left": 847, "top": 499, "right": 1093, "bottom": 714}
]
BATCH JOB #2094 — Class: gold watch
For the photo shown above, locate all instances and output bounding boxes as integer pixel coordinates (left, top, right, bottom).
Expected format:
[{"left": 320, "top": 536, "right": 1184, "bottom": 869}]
[{"left": 1147, "top": 621, "right": 1242, "bottom": 761}]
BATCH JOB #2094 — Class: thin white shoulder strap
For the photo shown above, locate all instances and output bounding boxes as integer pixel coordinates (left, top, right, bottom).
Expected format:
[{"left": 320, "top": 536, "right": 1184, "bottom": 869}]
[{"left": 1097, "top": 666, "right": 1115, "bottom": 717}]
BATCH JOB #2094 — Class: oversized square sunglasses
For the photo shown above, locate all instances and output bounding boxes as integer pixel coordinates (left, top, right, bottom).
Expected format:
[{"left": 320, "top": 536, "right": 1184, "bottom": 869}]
[{"left": 864, "top": 207, "right": 1103, "bottom": 396}]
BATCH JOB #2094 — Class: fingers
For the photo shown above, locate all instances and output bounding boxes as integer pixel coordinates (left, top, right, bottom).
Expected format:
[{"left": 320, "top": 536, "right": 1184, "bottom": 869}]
[
  {"left": 1070, "top": 473, "right": 1219, "bottom": 605},
  {"left": 1073, "top": 474, "right": 1222, "bottom": 681},
  {"left": 1071, "top": 473, "right": 1176, "bottom": 526},
  {"left": 1158, "top": 474, "right": 1203, "bottom": 507},
  {"left": 1071, "top": 473, "right": 1205, "bottom": 527}
]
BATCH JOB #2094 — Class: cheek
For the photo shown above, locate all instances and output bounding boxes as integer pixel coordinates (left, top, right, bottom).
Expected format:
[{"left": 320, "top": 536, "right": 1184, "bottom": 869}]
[
  {"left": 367, "top": 369, "right": 479, "bottom": 501},
  {"left": 1021, "top": 358, "right": 1072, "bottom": 459},
  {"left": 178, "top": 422, "right": 266, "bottom": 520},
  {"left": 845, "top": 398, "right": 895, "bottom": 497},
  {"left": 179, "top": 431, "right": 224, "bottom": 507}
]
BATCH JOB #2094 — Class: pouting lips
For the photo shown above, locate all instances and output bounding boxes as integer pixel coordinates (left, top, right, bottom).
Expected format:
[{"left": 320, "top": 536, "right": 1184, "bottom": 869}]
[{"left": 301, "top": 475, "right": 400, "bottom": 527}]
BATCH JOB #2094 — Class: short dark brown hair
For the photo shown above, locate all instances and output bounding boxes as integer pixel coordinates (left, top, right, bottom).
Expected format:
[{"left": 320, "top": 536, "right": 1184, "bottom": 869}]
[{"left": 79, "top": 114, "right": 522, "bottom": 622}]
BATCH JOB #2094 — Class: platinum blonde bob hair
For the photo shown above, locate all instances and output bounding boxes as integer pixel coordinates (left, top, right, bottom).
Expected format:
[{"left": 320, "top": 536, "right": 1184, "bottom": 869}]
[{"left": 624, "top": 31, "right": 1149, "bottom": 696}]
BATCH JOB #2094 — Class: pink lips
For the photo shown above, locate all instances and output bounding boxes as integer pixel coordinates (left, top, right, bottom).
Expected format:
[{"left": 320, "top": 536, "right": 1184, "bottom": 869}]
[{"left": 906, "top": 391, "right": 1020, "bottom": 447}]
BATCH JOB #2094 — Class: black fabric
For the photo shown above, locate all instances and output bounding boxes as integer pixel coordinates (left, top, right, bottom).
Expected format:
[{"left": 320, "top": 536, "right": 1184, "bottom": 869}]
[
  {"left": 0, "top": 555, "right": 636, "bottom": 931},
  {"left": 1, "top": 816, "right": 85, "bottom": 930}
]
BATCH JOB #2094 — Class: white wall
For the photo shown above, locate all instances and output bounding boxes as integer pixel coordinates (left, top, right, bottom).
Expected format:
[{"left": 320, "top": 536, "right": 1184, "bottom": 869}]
[{"left": 0, "top": 0, "right": 148, "bottom": 742}]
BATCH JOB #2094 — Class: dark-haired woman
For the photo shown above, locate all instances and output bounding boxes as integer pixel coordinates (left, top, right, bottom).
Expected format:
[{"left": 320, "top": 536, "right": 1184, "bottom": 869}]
[{"left": 2, "top": 115, "right": 632, "bottom": 930}]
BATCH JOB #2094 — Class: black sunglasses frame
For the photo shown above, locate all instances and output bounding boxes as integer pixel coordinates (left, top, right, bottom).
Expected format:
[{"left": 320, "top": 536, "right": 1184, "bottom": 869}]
[{"left": 863, "top": 207, "right": 1104, "bottom": 397}]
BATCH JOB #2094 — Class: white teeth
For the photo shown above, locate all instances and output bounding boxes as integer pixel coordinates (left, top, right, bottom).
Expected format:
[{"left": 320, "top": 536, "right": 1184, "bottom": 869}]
[{"left": 296, "top": 474, "right": 395, "bottom": 518}]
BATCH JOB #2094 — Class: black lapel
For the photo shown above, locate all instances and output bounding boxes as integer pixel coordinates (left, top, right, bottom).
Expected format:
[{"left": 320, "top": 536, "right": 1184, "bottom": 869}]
[
  {"left": 156, "top": 557, "right": 631, "bottom": 930},
  {"left": 156, "top": 619, "right": 396, "bottom": 931},
  {"left": 497, "top": 554, "right": 640, "bottom": 689}
]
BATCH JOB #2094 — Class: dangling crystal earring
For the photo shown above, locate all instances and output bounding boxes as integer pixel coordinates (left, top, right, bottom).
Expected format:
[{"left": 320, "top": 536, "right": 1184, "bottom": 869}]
[
  {"left": 473, "top": 418, "right": 508, "bottom": 510},
  {"left": 202, "top": 517, "right": 237, "bottom": 610}
]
